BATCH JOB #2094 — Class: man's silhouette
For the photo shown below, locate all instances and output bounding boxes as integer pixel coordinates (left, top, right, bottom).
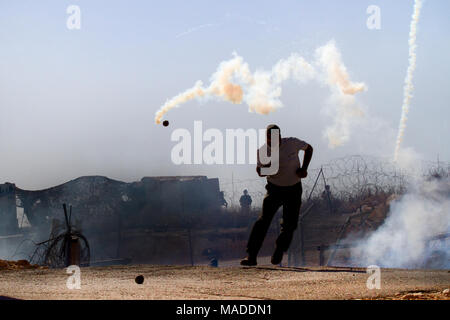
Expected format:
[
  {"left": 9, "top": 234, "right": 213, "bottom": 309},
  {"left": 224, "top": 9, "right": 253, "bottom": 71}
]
[
  {"left": 241, "top": 124, "right": 313, "bottom": 266},
  {"left": 239, "top": 189, "right": 252, "bottom": 215}
]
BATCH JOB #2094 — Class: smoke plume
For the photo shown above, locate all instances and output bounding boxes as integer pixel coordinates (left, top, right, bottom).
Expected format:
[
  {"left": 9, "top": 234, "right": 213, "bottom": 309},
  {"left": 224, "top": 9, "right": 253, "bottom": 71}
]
[
  {"left": 155, "top": 41, "right": 366, "bottom": 147},
  {"left": 350, "top": 176, "right": 449, "bottom": 269},
  {"left": 394, "top": 0, "right": 423, "bottom": 161},
  {"left": 349, "top": 149, "right": 449, "bottom": 269}
]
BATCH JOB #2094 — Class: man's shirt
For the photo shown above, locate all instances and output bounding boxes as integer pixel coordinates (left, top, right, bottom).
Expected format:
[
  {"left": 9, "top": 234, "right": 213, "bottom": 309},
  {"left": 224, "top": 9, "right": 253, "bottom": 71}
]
[{"left": 257, "top": 137, "right": 309, "bottom": 187}]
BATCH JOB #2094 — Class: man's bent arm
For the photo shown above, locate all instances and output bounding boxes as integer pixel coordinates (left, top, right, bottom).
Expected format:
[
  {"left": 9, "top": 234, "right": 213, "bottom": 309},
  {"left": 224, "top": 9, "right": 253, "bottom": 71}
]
[
  {"left": 302, "top": 144, "right": 313, "bottom": 170},
  {"left": 256, "top": 166, "right": 268, "bottom": 177}
]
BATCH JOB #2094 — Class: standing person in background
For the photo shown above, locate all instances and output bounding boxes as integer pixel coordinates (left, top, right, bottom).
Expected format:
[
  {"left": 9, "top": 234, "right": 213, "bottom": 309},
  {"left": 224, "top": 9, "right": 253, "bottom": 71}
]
[{"left": 239, "top": 189, "right": 252, "bottom": 215}]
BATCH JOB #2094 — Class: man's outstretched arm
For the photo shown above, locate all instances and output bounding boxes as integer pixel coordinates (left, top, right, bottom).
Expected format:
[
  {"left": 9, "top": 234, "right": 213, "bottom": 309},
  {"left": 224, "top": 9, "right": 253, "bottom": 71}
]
[{"left": 297, "top": 144, "right": 313, "bottom": 178}]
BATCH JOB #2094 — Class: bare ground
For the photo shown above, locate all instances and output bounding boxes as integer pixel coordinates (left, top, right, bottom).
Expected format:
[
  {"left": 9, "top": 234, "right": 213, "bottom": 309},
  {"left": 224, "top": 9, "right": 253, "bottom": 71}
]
[{"left": 0, "top": 263, "right": 449, "bottom": 300}]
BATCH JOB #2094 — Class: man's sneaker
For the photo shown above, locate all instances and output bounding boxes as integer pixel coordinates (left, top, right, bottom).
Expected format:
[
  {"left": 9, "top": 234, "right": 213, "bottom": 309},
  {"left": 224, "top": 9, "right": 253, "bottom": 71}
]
[
  {"left": 240, "top": 256, "right": 257, "bottom": 266},
  {"left": 271, "top": 248, "right": 284, "bottom": 265}
]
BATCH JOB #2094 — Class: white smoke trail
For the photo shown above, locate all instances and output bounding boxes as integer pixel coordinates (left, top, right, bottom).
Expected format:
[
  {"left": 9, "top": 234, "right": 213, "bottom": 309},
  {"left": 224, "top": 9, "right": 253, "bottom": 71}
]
[
  {"left": 316, "top": 43, "right": 366, "bottom": 96},
  {"left": 155, "top": 41, "right": 366, "bottom": 147},
  {"left": 316, "top": 43, "right": 366, "bottom": 147},
  {"left": 394, "top": 0, "right": 423, "bottom": 161}
]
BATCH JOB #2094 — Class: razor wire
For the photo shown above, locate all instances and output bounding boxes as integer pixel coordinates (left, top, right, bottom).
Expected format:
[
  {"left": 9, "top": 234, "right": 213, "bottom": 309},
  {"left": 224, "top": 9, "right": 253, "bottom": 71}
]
[{"left": 220, "top": 155, "right": 449, "bottom": 207}]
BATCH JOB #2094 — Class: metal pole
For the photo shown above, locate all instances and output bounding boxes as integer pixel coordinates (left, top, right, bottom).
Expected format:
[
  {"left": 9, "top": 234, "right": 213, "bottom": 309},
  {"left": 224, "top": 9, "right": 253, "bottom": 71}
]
[
  {"left": 320, "top": 168, "right": 333, "bottom": 215},
  {"left": 318, "top": 245, "right": 325, "bottom": 266},
  {"left": 188, "top": 227, "right": 194, "bottom": 266},
  {"left": 293, "top": 169, "right": 322, "bottom": 267},
  {"left": 307, "top": 168, "right": 322, "bottom": 202},
  {"left": 182, "top": 183, "right": 194, "bottom": 266},
  {"left": 231, "top": 172, "right": 235, "bottom": 208},
  {"left": 299, "top": 221, "right": 305, "bottom": 266},
  {"left": 116, "top": 210, "right": 121, "bottom": 258}
]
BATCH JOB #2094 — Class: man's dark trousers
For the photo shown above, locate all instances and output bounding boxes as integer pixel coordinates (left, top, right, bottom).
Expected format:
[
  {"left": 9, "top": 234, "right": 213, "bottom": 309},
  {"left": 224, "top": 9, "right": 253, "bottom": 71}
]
[{"left": 246, "top": 181, "right": 302, "bottom": 258}]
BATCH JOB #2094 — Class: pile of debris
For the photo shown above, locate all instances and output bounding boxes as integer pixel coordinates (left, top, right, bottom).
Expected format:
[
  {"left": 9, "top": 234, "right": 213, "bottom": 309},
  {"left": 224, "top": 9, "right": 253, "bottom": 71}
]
[
  {"left": 30, "top": 204, "right": 90, "bottom": 268},
  {"left": 364, "top": 288, "right": 450, "bottom": 300},
  {"left": 0, "top": 259, "right": 43, "bottom": 270},
  {"left": 339, "top": 193, "right": 398, "bottom": 238}
]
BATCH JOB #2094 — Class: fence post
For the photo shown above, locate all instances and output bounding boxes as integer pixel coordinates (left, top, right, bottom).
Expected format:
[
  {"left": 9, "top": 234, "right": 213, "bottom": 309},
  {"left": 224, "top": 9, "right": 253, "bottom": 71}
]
[
  {"left": 299, "top": 221, "right": 305, "bottom": 266},
  {"left": 188, "top": 227, "right": 194, "bottom": 266},
  {"left": 318, "top": 245, "right": 325, "bottom": 266}
]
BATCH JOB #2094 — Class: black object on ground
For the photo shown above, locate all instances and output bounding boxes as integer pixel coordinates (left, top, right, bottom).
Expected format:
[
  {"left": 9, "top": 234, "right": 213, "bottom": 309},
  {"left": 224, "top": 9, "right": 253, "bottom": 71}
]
[{"left": 135, "top": 275, "right": 144, "bottom": 284}]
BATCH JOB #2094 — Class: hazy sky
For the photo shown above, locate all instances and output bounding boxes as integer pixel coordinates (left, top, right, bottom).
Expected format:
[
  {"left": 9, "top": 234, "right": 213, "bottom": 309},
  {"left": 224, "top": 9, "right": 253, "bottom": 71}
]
[{"left": 1, "top": 0, "right": 449, "bottom": 191}]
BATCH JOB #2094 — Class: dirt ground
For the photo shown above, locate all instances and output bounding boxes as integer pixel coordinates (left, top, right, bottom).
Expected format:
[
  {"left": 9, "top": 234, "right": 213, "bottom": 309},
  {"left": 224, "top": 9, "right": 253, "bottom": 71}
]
[{"left": 0, "top": 263, "right": 449, "bottom": 300}]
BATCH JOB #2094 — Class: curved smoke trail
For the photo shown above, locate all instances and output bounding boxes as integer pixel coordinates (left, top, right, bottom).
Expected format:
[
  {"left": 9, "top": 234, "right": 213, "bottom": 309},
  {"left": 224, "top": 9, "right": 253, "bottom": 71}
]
[
  {"left": 155, "top": 41, "right": 366, "bottom": 147},
  {"left": 394, "top": 0, "right": 423, "bottom": 161}
]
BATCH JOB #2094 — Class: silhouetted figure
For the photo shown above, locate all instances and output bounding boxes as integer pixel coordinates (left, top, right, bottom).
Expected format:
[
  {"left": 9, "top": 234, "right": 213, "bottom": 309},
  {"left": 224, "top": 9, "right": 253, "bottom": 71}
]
[
  {"left": 241, "top": 124, "right": 313, "bottom": 266},
  {"left": 322, "top": 184, "right": 335, "bottom": 214},
  {"left": 239, "top": 189, "right": 252, "bottom": 215},
  {"left": 322, "top": 185, "right": 331, "bottom": 200}
]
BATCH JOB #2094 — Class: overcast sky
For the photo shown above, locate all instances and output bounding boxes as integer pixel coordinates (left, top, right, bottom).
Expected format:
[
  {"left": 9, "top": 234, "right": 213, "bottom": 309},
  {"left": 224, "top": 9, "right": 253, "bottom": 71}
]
[{"left": 1, "top": 0, "right": 449, "bottom": 191}]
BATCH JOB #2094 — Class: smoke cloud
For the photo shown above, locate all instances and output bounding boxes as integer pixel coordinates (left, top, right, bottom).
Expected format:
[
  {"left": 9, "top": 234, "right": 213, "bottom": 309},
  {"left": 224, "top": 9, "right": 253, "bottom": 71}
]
[
  {"left": 155, "top": 41, "right": 366, "bottom": 147},
  {"left": 394, "top": 0, "right": 423, "bottom": 161},
  {"left": 349, "top": 149, "right": 449, "bottom": 269},
  {"left": 350, "top": 176, "right": 449, "bottom": 269}
]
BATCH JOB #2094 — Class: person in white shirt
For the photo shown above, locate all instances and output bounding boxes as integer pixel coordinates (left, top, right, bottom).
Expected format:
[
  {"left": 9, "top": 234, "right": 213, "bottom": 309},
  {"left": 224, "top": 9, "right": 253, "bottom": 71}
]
[{"left": 241, "top": 124, "right": 313, "bottom": 266}]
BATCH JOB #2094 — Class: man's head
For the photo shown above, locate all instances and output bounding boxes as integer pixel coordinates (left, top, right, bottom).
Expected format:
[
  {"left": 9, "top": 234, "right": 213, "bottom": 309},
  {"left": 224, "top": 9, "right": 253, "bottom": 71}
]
[
  {"left": 266, "top": 124, "right": 281, "bottom": 147},
  {"left": 243, "top": 189, "right": 248, "bottom": 195}
]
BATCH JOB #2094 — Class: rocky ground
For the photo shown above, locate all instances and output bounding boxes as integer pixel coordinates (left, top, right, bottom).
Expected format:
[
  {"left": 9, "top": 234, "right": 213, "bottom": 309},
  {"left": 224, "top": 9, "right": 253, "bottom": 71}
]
[
  {"left": 0, "top": 262, "right": 449, "bottom": 300},
  {"left": 366, "top": 289, "right": 450, "bottom": 300}
]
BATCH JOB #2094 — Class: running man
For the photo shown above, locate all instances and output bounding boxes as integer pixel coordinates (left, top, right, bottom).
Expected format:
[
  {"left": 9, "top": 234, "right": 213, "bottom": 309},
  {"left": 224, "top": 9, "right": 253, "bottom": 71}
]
[{"left": 241, "top": 124, "right": 313, "bottom": 266}]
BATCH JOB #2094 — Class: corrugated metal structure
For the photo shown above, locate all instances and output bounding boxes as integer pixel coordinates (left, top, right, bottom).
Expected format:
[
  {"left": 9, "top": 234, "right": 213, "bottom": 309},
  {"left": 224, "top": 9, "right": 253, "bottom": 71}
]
[{"left": 0, "top": 176, "right": 226, "bottom": 234}]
